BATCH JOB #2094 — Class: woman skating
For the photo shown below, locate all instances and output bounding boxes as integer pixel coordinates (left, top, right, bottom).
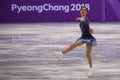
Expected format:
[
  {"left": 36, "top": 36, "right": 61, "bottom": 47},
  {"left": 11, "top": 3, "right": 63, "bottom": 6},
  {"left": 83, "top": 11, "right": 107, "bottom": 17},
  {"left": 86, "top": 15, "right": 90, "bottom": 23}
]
[{"left": 52, "top": 6, "right": 97, "bottom": 77}]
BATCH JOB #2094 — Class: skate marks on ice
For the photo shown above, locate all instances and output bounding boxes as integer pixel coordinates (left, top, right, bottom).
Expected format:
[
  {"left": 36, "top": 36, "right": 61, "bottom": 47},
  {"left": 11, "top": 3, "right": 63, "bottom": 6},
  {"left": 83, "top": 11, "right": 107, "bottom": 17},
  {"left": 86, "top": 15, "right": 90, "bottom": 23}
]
[
  {"left": 0, "top": 23, "right": 120, "bottom": 59},
  {"left": 0, "top": 58, "right": 120, "bottom": 80},
  {"left": 0, "top": 23, "right": 120, "bottom": 80}
]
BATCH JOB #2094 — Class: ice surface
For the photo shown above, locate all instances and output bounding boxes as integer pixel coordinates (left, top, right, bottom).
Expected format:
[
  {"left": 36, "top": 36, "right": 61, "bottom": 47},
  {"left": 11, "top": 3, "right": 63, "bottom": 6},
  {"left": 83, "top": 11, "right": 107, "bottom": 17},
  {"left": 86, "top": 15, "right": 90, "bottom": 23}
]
[{"left": 0, "top": 23, "right": 120, "bottom": 80}]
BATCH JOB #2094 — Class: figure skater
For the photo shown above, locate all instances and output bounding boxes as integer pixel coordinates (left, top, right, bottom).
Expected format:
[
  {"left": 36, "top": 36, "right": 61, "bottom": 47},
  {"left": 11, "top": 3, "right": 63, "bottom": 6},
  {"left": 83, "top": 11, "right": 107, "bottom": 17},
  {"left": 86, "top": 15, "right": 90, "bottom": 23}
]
[{"left": 52, "top": 6, "right": 97, "bottom": 77}]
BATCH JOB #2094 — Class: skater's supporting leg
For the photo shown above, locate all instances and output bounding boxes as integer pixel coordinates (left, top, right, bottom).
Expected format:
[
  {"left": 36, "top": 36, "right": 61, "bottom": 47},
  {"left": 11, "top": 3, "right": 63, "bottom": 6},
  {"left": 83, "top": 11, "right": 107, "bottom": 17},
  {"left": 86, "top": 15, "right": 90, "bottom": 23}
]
[
  {"left": 62, "top": 42, "right": 84, "bottom": 54},
  {"left": 86, "top": 43, "right": 92, "bottom": 68}
]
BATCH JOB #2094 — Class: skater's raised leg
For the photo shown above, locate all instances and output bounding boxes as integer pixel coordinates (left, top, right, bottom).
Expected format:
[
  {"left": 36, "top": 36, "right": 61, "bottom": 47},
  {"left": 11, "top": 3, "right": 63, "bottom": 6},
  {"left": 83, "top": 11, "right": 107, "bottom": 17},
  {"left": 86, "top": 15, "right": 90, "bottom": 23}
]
[
  {"left": 52, "top": 42, "right": 84, "bottom": 60},
  {"left": 62, "top": 42, "right": 84, "bottom": 54}
]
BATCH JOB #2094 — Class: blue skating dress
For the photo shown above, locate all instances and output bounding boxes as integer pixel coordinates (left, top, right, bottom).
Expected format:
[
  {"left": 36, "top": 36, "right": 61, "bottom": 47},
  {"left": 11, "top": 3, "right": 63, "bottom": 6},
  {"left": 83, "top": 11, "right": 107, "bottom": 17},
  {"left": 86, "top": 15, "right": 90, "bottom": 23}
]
[{"left": 76, "top": 17, "right": 97, "bottom": 46}]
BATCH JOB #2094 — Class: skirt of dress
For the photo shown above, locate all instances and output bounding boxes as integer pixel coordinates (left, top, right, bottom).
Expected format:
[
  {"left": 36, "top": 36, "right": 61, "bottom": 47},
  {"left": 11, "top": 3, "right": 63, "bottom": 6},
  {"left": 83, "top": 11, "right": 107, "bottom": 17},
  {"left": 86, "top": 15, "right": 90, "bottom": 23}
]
[{"left": 76, "top": 38, "right": 97, "bottom": 46}]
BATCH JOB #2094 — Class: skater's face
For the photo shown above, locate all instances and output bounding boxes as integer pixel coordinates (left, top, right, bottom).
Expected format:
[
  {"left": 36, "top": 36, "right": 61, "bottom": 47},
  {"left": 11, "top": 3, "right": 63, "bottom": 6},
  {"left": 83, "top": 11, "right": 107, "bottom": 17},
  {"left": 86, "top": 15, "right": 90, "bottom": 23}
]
[{"left": 80, "top": 7, "right": 88, "bottom": 16}]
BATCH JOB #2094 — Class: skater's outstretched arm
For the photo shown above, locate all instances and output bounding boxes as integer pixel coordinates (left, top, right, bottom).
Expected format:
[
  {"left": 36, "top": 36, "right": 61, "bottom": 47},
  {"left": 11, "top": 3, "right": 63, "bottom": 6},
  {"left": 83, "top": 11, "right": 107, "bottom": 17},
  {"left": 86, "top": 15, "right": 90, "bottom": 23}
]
[
  {"left": 76, "top": 17, "right": 80, "bottom": 21},
  {"left": 76, "top": 17, "right": 85, "bottom": 21}
]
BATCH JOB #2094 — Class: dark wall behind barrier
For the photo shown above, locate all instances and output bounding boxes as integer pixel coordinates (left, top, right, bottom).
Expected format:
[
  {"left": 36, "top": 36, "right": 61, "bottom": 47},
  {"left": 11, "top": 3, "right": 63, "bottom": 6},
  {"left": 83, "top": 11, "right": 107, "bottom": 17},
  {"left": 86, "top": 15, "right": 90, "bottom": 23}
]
[{"left": 0, "top": 0, "right": 119, "bottom": 23}]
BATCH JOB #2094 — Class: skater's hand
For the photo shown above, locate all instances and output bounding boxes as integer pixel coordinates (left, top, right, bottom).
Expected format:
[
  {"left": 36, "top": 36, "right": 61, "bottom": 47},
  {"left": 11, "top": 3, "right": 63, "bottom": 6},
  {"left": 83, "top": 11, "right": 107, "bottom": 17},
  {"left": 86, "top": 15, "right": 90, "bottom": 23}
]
[
  {"left": 90, "top": 28, "right": 94, "bottom": 34},
  {"left": 76, "top": 17, "right": 80, "bottom": 21}
]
